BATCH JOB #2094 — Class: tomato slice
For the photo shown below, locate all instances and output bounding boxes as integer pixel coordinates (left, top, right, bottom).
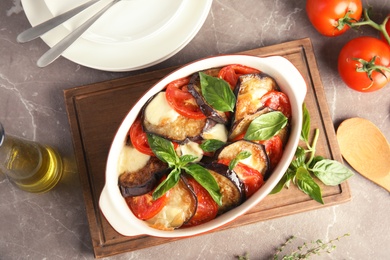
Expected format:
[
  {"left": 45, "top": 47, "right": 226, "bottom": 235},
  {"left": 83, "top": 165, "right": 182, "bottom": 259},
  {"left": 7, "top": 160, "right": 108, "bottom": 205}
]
[
  {"left": 129, "top": 117, "right": 154, "bottom": 156},
  {"left": 126, "top": 190, "right": 168, "bottom": 220},
  {"left": 165, "top": 77, "right": 206, "bottom": 119},
  {"left": 218, "top": 159, "right": 264, "bottom": 198},
  {"left": 260, "top": 135, "right": 283, "bottom": 171},
  {"left": 218, "top": 64, "right": 261, "bottom": 89},
  {"left": 260, "top": 90, "right": 292, "bottom": 119},
  {"left": 183, "top": 177, "right": 218, "bottom": 227}
]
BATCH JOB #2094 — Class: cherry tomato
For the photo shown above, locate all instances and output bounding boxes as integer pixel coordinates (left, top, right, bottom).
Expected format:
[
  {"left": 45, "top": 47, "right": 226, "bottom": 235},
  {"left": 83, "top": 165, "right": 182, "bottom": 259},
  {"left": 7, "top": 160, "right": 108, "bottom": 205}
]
[
  {"left": 129, "top": 117, "right": 154, "bottom": 156},
  {"left": 218, "top": 64, "right": 260, "bottom": 88},
  {"left": 306, "top": 0, "right": 362, "bottom": 36},
  {"left": 183, "top": 177, "right": 218, "bottom": 227},
  {"left": 259, "top": 135, "right": 283, "bottom": 171},
  {"left": 126, "top": 190, "right": 168, "bottom": 220},
  {"left": 260, "top": 91, "right": 292, "bottom": 119},
  {"left": 338, "top": 36, "right": 390, "bottom": 92},
  {"left": 165, "top": 77, "right": 206, "bottom": 119},
  {"left": 218, "top": 159, "right": 264, "bottom": 198}
]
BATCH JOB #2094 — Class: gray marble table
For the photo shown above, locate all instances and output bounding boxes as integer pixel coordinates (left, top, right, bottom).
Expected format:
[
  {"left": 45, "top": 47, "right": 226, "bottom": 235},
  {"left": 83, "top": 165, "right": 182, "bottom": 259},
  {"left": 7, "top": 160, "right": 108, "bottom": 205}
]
[{"left": 1, "top": 0, "right": 389, "bottom": 259}]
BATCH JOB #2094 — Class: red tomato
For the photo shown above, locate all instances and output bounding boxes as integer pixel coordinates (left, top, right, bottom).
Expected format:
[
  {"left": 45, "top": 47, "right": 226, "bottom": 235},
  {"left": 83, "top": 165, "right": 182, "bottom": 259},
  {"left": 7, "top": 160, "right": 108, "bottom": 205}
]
[
  {"left": 338, "top": 36, "right": 390, "bottom": 92},
  {"left": 126, "top": 191, "right": 168, "bottom": 220},
  {"left": 129, "top": 117, "right": 154, "bottom": 156},
  {"left": 259, "top": 135, "right": 283, "bottom": 171},
  {"left": 183, "top": 177, "right": 218, "bottom": 227},
  {"left": 218, "top": 159, "right": 264, "bottom": 198},
  {"left": 260, "top": 91, "right": 292, "bottom": 119},
  {"left": 306, "top": 0, "right": 362, "bottom": 36},
  {"left": 165, "top": 77, "right": 206, "bottom": 119},
  {"left": 218, "top": 64, "right": 260, "bottom": 88},
  {"left": 380, "top": 15, "right": 390, "bottom": 45}
]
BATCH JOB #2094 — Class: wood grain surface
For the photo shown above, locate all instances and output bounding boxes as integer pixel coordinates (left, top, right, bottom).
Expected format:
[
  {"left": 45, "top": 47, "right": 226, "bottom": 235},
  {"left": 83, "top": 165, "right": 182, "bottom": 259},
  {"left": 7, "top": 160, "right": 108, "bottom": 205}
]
[{"left": 64, "top": 38, "right": 351, "bottom": 258}]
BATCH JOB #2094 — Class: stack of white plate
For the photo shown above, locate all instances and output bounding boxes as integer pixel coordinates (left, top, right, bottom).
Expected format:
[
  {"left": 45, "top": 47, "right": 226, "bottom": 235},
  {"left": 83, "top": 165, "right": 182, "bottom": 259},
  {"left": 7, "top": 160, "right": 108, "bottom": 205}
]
[{"left": 21, "top": 0, "right": 213, "bottom": 71}]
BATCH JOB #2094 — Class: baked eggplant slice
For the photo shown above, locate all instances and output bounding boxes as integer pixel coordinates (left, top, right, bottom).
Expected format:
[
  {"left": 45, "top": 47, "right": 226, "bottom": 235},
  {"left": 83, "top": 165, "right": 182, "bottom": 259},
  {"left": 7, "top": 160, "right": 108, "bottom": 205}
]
[
  {"left": 118, "top": 151, "right": 168, "bottom": 197},
  {"left": 145, "top": 176, "right": 197, "bottom": 230},
  {"left": 233, "top": 73, "right": 278, "bottom": 124},
  {"left": 229, "top": 107, "right": 273, "bottom": 141},
  {"left": 142, "top": 91, "right": 207, "bottom": 143},
  {"left": 187, "top": 73, "right": 229, "bottom": 124},
  {"left": 203, "top": 162, "right": 245, "bottom": 214},
  {"left": 215, "top": 140, "right": 270, "bottom": 179}
]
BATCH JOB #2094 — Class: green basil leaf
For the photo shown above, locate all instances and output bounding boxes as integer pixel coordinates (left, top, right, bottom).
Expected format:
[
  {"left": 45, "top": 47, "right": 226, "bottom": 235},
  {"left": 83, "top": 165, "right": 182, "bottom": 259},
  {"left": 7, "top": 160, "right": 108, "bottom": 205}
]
[
  {"left": 272, "top": 167, "right": 296, "bottom": 194},
  {"left": 179, "top": 154, "right": 198, "bottom": 165},
  {"left": 311, "top": 159, "right": 354, "bottom": 186},
  {"left": 244, "top": 111, "right": 288, "bottom": 141},
  {"left": 309, "top": 155, "right": 324, "bottom": 169},
  {"left": 270, "top": 173, "right": 288, "bottom": 194},
  {"left": 301, "top": 103, "right": 310, "bottom": 142},
  {"left": 295, "top": 167, "right": 324, "bottom": 204},
  {"left": 200, "top": 139, "right": 226, "bottom": 152},
  {"left": 229, "top": 150, "right": 251, "bottom": 170},
  {"left": 291, "top": 146, "right": 306, "bottom": 169},
  {"left": 184, "top": 163, "right": 222, "bottom": 206},
  {"left": 200, "top": 72, "right": 236, "bottom": 112},
  {"left": 147, "top": 134, "right": 179, "bottom": 167},
  {"left": 152, "top": 168, "right": 181, "bottom": 200}
]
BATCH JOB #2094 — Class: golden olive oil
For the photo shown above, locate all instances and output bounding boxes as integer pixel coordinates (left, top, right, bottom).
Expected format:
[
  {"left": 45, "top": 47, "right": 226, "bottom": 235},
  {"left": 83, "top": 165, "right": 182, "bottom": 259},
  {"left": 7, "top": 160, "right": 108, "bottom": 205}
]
[
  {"left": 0, "top": 123, "right": 63, "bottom": 193},
  {"left": 6, "top": 145, "right": 63, "bottom": 193},
  {"left": 1, "top": 138, "right": 63, "bottom": 193}
]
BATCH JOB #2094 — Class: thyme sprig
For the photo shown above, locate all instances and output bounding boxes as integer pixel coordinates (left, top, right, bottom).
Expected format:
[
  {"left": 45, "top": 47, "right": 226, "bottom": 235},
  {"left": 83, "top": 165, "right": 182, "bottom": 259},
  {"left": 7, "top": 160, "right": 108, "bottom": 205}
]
[{"left": 236, "top": 233, "right": 350, "bottom": 260}]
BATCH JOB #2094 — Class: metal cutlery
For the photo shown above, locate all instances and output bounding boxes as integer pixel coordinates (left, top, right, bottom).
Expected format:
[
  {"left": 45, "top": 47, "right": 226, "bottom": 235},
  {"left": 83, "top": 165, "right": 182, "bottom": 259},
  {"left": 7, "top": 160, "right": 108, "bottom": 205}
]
[
  {"left": 17, "top": 0, "right": 101, "bottom": 43},
  {"left": 18, "top": 0, "right": 121, "bottom": 67}
]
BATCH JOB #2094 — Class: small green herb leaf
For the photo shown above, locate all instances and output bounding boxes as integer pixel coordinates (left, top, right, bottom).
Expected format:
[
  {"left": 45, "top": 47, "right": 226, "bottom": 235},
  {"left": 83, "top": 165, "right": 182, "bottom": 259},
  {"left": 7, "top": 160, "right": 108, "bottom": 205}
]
[
  {"left": 244, "top": 111, "right": 288, "bottom": 141},
  {"left": 270, "top": 173, "right": 289, "bottom": 194},
  {"left": 200, "top": 72, "right": 236, "bottom": 112},
  {"left": 184, "top": 163, "right": 222, "bottom": 205},
  {"left": 229, "top": 151, "right": 251, "bottom": 170},
  {"left": 301, "top": 103, "right": 310, "bottom": 142},
  {"left": 291, "top": 146, "right": 306, "bottom": 169},
  {"left": 178, "top": 154, "right": 198, "bottom": 165},
  {"left": 295, "top": 167, "right": 324, "bottom": 204},
  {"left": 311, "top": 159, "right": 354, "bottom": 186},
  {"left": 147, "top": 134, "right": 179, "bottom": 167},
  {"left": 309, "top": 155, "right": 324, "bottom": 169},
  {"left": 271, "top": 167, "right": 296, "bottom": 194},
  {"left": 152, "top": 168, "right": 181, "bottom": 200},
  {"left": 200, "top": 139, "right": 226, "bottom": 152}
]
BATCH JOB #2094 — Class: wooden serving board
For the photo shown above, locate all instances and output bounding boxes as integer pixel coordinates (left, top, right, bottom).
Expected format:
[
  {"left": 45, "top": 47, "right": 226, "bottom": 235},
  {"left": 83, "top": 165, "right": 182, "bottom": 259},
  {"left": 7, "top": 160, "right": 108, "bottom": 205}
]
[{"left": 64, "top": 38, "right": 351, "bottom": 258}]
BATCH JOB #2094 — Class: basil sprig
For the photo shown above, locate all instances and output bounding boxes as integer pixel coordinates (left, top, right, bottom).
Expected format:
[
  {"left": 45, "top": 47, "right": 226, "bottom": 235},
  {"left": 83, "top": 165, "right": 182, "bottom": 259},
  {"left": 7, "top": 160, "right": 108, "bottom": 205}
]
[
  {"left": 271, "top": 104, "right": 353, "bottom": 204},
  {"left": 199, "top": 72, "right": 236, "bottom": 112},
  {"left": 147, "top": 134, "right": 222, "bottom": 205},
  {"left": 244, "top": 111, "right": 288, "bottom": 141},
  {"left": 229, "top": 151, "right": 251, "bottom": 170}
]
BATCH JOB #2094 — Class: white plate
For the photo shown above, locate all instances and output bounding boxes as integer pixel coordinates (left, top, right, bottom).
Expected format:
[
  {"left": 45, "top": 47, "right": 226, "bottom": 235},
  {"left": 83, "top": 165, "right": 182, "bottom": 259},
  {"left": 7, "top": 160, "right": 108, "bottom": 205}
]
[{"left": 21, "top": 0, "right": 212, "bottom": 71}]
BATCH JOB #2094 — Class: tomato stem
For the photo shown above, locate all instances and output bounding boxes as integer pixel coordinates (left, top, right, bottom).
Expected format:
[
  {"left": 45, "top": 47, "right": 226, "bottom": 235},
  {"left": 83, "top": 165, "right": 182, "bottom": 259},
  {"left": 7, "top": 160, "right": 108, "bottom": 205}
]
[
  {"left": 353, "top": 56, "right": 390, "bottom": 90},
  {"left": 349, "top": 9, "right": 390, "bottom": 45}
]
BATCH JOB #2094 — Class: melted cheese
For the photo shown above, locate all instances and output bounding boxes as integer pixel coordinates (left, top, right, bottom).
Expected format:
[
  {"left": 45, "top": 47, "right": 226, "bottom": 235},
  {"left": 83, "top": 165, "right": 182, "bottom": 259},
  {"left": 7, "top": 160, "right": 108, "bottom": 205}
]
[
  {"left": 239, "top": 148, "right": 266, "bottom": 172},
  {"left": 146, "top": 181, "right": 194, "bottom": 230},
  {"left": 144, "top": 92, "right": 180, "bottom": 125},
  {"left": 202, "top": 123, "right": 228, "bottom": 142},
  {"left": 178, "top": 141, "right": 204, "bottom": 162},
  {"left": 118, "top": 145, "right": 150, "bottom": 174}
]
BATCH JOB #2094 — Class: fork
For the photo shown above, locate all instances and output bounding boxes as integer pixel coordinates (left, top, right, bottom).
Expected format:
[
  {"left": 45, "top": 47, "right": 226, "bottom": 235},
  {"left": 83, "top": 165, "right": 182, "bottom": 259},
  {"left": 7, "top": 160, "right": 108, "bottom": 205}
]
[
  {"left": 32, "top": 0, "right": 121, "bottom": 67},
  {"left": 17, "top": 0, "right": 101, "bottom": 43}
]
